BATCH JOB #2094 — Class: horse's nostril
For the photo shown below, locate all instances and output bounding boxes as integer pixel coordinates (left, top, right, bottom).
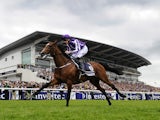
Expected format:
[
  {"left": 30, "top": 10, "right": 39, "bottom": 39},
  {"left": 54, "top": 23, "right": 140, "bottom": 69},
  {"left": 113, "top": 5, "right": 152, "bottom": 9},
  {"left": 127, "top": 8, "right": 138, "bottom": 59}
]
[
  {"left": 40, "top": 53, "right": 44, "bottom": 57},
  {"left": 40, "top": 52, "right": 48, "bottom": 59}
]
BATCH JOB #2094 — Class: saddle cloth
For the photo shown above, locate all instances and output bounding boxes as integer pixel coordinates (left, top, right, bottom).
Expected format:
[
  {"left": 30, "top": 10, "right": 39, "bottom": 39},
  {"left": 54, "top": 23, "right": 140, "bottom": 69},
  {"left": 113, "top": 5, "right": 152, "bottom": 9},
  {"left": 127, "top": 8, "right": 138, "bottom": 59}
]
[
  {"left": 82, "top": 62, "right": 95, "bottom": 76},
  {"left": 71, "top": 59, "right": 95, "bottom": 76}
]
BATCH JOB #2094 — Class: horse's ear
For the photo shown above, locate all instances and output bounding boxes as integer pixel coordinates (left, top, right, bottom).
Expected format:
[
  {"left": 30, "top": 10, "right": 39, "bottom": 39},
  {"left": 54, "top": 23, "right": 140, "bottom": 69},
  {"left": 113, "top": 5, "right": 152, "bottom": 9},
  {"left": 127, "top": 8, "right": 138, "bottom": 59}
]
[{"left": 53, "top": 40, "right": 58, "bottom": 44}]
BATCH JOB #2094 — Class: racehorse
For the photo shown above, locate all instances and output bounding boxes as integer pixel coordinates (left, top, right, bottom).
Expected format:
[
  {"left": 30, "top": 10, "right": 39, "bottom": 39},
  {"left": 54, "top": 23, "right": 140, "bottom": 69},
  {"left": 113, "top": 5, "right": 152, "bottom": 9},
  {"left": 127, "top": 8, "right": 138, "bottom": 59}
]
[{"left": 33, "top": 40, "right": 126, "bottom": 106}]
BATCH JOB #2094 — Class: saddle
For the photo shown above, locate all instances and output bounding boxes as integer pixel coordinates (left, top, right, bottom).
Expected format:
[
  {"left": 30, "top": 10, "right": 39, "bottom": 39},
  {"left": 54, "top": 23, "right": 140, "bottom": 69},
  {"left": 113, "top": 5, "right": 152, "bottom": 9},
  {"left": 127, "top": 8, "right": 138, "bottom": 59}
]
[{"left": 72, "top": 59, "right": 95, "bottom": 76}]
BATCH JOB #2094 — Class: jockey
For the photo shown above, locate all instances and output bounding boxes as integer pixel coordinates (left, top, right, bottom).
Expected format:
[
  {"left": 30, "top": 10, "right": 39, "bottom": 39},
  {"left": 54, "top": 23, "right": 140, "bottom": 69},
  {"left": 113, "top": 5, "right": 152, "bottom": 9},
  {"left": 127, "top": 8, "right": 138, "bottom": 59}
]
[{"left": 62, "top": 34, "right": 88, "bottom": 72}]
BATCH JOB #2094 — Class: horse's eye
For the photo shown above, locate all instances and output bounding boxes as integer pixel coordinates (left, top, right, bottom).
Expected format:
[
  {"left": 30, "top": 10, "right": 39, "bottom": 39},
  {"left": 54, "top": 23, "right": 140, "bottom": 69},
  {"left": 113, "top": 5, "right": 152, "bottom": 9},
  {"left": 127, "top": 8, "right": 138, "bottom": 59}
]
[{"left": 48, "top": 45, "right": 52, "bottom": 48}]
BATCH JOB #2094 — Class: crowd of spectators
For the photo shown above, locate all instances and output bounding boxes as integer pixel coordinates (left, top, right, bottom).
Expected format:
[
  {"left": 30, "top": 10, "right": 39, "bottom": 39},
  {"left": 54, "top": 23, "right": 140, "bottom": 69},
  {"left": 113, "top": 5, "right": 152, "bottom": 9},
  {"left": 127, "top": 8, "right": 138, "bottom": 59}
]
[
  {"left": 0, "top": 79, "right": 160, "bottom": 92},
  {"left": 0, "top": 80, "right": 41, "bottom": 88},
  {"left": 72, "top": 80, "right": 160, "bottom": 92},
  {"left": 0, "top": 64, "right": 158, "bottom": 92}
]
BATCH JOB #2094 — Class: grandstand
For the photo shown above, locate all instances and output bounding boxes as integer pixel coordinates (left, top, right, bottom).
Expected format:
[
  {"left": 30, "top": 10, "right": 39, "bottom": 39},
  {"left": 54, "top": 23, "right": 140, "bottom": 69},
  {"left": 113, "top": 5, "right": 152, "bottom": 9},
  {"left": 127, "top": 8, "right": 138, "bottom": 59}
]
[{"left": 0, "top": 31, "right": 151, "bottom": 86}]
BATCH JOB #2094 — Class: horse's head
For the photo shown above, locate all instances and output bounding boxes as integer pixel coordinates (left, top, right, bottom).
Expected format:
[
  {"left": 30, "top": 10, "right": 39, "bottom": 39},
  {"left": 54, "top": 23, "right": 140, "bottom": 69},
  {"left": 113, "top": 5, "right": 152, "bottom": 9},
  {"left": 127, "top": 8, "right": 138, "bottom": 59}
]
[{"left": 40, "top": 41, "right": 57, "bottom": 59}]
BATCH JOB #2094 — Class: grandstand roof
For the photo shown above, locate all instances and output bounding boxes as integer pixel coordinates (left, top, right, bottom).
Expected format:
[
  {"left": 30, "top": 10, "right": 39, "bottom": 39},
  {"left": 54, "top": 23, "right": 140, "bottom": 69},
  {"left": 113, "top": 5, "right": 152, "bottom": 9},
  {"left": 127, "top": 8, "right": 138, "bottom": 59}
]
[{"left": 0, "top": 31, "right": 151, "bottom": 68}]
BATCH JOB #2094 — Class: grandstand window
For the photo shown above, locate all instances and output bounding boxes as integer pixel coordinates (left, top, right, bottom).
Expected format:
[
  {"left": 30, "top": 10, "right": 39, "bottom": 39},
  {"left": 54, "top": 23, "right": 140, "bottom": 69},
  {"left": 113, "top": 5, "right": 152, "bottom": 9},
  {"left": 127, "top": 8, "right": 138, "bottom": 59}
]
[
  {"left": 11, "top": 56, "right": 14, "bottom": 60},
  {"left": 35, "top": 58, "right": 50, "bottom": 68},
  {"left": 22, "top": 48, "right": 31, "bottom": 64}
]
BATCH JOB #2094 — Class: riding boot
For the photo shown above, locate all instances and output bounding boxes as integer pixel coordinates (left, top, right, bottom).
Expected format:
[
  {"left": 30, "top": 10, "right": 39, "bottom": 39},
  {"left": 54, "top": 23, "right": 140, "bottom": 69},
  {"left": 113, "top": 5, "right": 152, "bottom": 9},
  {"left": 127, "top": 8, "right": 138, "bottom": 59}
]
[
  {"left": 72, "top": 58, "right": 85, "bottom": 73},
  {"left": 77, "top": 58, "right": 86, "bottom": 73},
  {"left": 72, "top": 58, "right": 80, "bottom": 68},
  {"left": 79, "top": 61, "right": 85, "bottom": 72}
]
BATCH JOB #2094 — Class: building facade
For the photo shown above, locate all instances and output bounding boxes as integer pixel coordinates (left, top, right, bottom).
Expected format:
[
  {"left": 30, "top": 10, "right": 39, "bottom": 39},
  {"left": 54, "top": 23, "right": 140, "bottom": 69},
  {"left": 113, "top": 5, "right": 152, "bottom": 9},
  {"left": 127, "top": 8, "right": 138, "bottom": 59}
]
[{"left": 0, "top": 31, "right": 151, "bottom": 83}]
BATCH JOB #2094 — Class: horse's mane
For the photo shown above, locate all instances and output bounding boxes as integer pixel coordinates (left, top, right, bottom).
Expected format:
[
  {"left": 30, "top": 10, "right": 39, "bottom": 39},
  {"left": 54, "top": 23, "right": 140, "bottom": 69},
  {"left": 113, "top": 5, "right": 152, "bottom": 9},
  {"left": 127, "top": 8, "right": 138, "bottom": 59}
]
[
  {"left": 57, "top": 43, "right": 72, "bottom": 60},
  {"left": 47, "top": 35, "right": 71, "bottom": 60}
]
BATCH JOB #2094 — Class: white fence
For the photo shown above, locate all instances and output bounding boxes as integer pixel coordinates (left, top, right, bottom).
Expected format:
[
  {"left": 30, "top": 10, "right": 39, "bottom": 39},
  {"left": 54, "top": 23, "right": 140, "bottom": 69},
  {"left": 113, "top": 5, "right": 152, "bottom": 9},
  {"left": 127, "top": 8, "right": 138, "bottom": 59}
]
[{"left": 0, "top": 88, "right": 160, "bottom": 100}]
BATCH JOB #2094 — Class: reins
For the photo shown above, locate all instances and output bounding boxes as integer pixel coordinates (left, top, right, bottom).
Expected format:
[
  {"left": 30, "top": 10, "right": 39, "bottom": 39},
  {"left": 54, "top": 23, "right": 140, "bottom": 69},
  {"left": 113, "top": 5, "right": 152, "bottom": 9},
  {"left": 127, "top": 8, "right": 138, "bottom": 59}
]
[
  {"left": 55, "top": 62, "right": 72, "bottom": 69},
  {"left": 50, "top": 45, "right": 73, "bottom": 69},
  {"left": 45, "top": 41, "right": 72, "bottom": 69}
]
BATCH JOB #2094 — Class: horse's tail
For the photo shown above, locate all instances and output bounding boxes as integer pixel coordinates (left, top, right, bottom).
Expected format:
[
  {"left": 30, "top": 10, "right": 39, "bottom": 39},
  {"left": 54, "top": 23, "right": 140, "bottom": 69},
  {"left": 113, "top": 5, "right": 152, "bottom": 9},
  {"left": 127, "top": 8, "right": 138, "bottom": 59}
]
[{"left": 100, "top": 62, "right": 124, "bottom": 75}]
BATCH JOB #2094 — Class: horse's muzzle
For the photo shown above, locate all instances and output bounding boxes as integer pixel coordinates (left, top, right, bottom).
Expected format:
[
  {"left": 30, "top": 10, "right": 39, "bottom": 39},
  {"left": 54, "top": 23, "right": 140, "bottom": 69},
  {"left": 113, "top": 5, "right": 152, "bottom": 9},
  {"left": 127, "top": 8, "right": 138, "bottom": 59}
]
[{"left": 40, "top": 52, "right": 48, "bottom": 59}]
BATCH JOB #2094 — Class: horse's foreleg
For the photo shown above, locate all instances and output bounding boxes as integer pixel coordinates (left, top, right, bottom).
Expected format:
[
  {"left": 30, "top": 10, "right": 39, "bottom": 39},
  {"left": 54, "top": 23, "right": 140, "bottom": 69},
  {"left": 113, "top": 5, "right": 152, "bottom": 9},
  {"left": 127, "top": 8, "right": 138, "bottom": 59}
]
[
  {"left": 32, "top": 79, "right": 58, "bottom": 98},
  {"left": 32, "top": 81, "right": 51, "bottom": 97},
  {"left": 90, "top": 79, "right": 111, "bottom": 106},
  {"left": 66, "top": 80, "right": 72, "bottom": 107}
]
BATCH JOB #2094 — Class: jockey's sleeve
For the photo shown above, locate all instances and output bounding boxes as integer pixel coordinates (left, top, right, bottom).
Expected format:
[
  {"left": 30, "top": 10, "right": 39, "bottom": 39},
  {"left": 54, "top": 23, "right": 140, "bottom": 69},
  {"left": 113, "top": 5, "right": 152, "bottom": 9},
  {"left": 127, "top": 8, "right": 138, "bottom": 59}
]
[{"left": 70, "top": 39, "right": 80, "bottom": 53}]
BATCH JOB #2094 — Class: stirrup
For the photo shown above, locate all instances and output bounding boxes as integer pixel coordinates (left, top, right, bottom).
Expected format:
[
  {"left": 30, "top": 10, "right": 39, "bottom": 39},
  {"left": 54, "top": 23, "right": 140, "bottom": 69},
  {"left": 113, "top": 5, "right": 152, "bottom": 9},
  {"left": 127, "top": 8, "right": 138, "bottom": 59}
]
[{"left": 79, "top": 68, "right": 85, "bottom": 74}]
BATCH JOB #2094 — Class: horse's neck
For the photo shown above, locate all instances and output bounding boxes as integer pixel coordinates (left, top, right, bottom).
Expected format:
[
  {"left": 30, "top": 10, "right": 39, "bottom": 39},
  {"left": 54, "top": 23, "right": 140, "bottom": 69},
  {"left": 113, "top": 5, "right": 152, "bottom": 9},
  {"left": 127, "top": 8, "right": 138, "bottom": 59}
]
[{"left": 51, "top": 47, "right": 70, "bottom": 67}]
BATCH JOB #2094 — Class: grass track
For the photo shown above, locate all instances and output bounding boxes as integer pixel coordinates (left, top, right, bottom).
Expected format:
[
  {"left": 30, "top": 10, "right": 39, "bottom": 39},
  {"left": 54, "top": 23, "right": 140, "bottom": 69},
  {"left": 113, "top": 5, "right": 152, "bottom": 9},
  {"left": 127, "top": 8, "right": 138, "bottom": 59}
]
[{"left": 0, "top": 100, "right": 160, "bottom": 120}]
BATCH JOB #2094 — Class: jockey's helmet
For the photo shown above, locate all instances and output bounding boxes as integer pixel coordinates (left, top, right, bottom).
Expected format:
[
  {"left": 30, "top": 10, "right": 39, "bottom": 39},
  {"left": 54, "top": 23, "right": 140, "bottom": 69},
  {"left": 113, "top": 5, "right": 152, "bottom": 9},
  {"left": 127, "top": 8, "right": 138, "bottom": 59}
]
[{"left": 62, "top": 34, "right": 71, "bottom": 40}]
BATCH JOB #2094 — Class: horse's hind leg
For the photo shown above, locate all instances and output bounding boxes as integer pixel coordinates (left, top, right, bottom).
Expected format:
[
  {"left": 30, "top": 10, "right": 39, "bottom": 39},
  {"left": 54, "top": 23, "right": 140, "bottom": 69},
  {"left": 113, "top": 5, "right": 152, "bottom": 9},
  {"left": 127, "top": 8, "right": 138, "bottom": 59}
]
[
  {"left": 90, "top": 79, "right": 112, "bottom": 106},
  {"left": 100, "top": 75, "right": 126, "bottom": 98},
  {"left": 109, "top": 83, "right": 126, "bottom": 98}
]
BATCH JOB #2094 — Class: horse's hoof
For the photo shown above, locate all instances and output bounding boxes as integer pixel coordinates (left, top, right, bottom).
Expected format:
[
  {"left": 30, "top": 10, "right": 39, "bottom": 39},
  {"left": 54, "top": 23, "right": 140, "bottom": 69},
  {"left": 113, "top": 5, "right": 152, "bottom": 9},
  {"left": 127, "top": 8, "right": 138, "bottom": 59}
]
[
  {"left": 30, "top": 95, "right": 36, "bottom": 100},
  {"left": 66, "top": 103, "right": 69, "bottom": 107},
  {"left": 108, "top": 102, "right": 112, "bottom": 106}
]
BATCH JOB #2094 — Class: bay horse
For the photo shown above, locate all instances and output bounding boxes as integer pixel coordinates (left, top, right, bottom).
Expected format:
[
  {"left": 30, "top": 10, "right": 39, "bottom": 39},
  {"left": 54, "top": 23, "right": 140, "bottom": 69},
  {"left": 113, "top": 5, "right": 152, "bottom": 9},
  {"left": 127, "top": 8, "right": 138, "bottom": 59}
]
[{"left": 33, "top": 40, "right": 126, "bottom": 106}]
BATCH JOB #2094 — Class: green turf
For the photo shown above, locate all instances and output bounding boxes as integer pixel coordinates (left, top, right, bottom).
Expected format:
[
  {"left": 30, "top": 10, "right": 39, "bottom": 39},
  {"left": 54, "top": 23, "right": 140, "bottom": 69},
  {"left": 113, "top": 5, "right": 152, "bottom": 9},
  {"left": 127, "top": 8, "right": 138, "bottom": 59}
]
[{"left": 0, "top": 100, "right": 160, "bottom": 120}]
